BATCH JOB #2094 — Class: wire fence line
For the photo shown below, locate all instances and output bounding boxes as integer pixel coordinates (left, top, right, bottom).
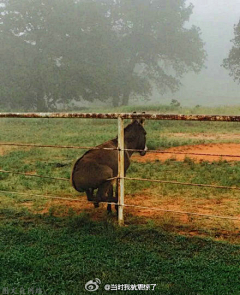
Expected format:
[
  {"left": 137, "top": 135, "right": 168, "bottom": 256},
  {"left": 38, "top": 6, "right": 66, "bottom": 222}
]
[
  {"left": 125, "top": 148, "right": 240, "bottom": 159},
  {"left": 0, "top": 169, "right": 70, "bottom": 182},
  {"left": 0, "top": 169, "right": 239, "bottom": 191},
  {"left": 124, "top": 177, "right": 240, "bottom": 191},
  {"left": 0, "top": 189, "right": 239, "bottom": 222},
  {"left": 1, "top": 112, "right": 240, "bottom": 224},
  {"left": 1, "top": 142, "right": 240, "bottom": 158},
  {"left": 0, "top": 142, "right": 118, "bottom": 151},
  {"left": 0, "top": 169, "right": 117, "bottom": 183},
  {"left": 123, "top": 204, "right": 240, "bottom": 222}
]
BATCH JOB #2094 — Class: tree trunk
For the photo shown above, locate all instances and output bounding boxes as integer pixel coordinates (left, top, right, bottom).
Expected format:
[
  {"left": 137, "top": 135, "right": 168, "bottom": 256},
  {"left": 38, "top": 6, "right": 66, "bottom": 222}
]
[
  {"left": 121, "top": 55, "right": 137, "bottom": 106},
  {"left": 121, "top": 54, "right": 138, "bottom": 106},
  {"left": 121, "top": 89, "right": 131, "bottom": 106},
  {"left": 35, "top": 89, "right": 48, "bottom": 112}
]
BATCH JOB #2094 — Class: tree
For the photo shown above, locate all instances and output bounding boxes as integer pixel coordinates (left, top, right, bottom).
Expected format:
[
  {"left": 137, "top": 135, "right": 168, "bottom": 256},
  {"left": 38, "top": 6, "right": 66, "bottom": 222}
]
[
  {"left": 0, "top": 0, "right": 206, "bottom": 110},
  {"left": 223, "top": 20, "right": 240, "bottom": 83},
  {"left": 0, "top": 0, "right": 92, "bottom": 111},
  {"left": 0, "top": 0, "right": 109, "bottom": 110},
  {"left": 105, "top": 0, "right": 206, "bottom": 105}
]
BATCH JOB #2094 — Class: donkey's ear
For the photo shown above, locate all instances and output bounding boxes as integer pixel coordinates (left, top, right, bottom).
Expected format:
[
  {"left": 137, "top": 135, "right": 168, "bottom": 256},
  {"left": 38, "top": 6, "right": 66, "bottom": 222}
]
[{"left": 139, "top": 112, "right": 145, "bottom": 125}]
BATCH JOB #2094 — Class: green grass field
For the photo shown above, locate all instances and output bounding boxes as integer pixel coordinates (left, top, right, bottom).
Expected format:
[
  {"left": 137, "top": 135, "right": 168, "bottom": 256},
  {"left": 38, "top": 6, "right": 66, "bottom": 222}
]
[
  {"left": 0, "top": 105, "right": 240, "bottom": 294},
  {"left": 1, "top": 214, "right": 240, "bottom": 295}
]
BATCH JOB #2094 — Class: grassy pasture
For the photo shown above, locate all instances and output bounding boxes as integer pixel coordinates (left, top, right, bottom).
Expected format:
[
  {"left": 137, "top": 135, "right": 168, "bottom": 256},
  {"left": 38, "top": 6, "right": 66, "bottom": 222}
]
[
  {"left": 1, "top": 215, "right": 240, "bottom": 295},
  {"left": 0, "top": 105, "right": 240, "bottom": 294}
]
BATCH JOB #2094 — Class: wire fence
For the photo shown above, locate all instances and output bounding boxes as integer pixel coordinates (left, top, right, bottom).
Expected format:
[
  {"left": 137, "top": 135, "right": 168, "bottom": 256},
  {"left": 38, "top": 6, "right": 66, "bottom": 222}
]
[
  {"left": 0, "top": 142, "right": 118, "bottom": 151},
  {"left": 1, "top": 149, "right": 240, "bottom": 222},
  {"left": 0, "top": 169, "right": 239, "bottom": 191},
  {"left": 1, "top": 142, "right": 240, "bottom": 158},
  {"left": 0, "top": 189, "right": 239, "bottom": 222},
  {"left": 0, "top": 169, "right": 70, "bottom": 182},
  {"left": 1, "top": 112, "right": 240, "bottom": 225}
]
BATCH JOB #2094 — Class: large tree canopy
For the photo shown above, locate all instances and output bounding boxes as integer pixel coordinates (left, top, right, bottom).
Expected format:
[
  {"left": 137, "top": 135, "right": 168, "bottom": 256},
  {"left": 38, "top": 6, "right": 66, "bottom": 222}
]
[
  {"left": 108, "top": 0, "right": 206, "bottom": 105},
  {"left": 223, "top": 20, "right": 240, "bottom": 83},
  {"left": 0, "top": 0, "right": 116, "bottom": 110},
  {"left": 0, "top": 0, "right": 206, "bottom": 111}
]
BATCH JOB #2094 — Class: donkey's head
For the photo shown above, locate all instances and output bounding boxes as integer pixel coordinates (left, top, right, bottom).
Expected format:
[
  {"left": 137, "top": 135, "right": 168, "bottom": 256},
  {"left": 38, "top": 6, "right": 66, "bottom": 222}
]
[{"left": 124, "top": 118, "right": 147, "bottom": 156}]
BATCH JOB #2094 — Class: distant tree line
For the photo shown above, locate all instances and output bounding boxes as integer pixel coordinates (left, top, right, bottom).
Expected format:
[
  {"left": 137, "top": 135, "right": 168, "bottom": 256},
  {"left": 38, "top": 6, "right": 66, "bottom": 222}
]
[
  {"left": 0, "top": 0, "right": 206, "bottom": 111},
  {"left": 223, "top": 19, "right": 240, "bottom": 85}
]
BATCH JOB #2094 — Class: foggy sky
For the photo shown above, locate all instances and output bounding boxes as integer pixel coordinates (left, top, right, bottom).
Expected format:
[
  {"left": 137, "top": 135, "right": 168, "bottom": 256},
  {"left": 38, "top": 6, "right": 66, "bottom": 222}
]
[{"left": 159, "top": 0, "right": 240, "bottom": 106}]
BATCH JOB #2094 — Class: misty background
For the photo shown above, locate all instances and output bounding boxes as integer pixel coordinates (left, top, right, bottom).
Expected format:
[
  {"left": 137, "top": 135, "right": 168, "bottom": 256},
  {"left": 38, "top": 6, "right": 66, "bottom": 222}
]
[{"left": 161, "top": 0, "right": 240, "bottom": 106}]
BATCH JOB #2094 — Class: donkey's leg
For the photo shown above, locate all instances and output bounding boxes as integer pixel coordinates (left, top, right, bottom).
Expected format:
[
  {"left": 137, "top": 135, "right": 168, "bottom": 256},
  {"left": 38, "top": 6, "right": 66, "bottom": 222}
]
[
  {"left": 86, "top": 188, "right": 94, "bottom": 201},
  {"left": 95, "top": 181, "right": 112, "bottom": 208},
  {"left": 107, "top": 184, "right": 113, "bottom": 213},
  {"left": 86, "top": 188, "right": 99, "bottom": 208},
  {"left": 93, "top": 165, "right": 113, "bottom": 208}
]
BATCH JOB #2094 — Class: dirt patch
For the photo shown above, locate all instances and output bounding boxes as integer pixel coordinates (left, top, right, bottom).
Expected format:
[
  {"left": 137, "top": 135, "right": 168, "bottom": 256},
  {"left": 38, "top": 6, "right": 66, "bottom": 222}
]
[
  {"left": 0, "top": 145, "right": 17, "bottom": 156},
  {"left": 21, "top": 201, "right": 34, "bottom": 209},
  {"left": 124, "top": 194, "right": 190, "bottom": 223},
  {"left": 133, "top": 143, "right": 240, "bottom": 163},
  {"left": 167, "top": 133, "right": 240, "bottom": 141},
  {"left": 22, "top": 193, "right": 240, "bottom": 240},
  {"left": 23, "top": 194, "right": 191, "bottom": 223}
]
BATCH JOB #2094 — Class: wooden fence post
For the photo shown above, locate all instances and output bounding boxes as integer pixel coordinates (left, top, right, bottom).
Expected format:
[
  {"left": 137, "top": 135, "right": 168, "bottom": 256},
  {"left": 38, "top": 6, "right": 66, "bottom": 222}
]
[{"left": 118, "top": 116, "right": 125, "bottom": 226}]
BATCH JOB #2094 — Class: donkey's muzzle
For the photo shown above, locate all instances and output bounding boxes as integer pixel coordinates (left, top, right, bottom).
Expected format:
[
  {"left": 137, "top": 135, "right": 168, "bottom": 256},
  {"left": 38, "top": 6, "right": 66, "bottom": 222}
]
[{"left": 140, "top": 145, "right": 148, "bottom": 156}]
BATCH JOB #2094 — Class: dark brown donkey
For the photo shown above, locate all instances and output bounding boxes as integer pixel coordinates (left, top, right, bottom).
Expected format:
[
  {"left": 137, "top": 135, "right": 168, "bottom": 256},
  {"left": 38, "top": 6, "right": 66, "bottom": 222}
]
[{"left": 71, "top": 118, "right": 147, "bottom": 212}]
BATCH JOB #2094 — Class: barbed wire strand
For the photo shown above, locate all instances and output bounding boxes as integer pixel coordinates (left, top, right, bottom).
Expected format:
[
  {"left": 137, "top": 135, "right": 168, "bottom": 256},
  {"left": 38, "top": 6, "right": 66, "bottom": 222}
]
[
  {"left": 123, "top": 204, "right": 240, "bottom": 221},
  {"left": 1, "top": 142, "right": 240, "bottom": 158},
  {"left": 124, "top": 177, "right": 240, "bottom": 191},
  {"left": 0, "top": 190, "right": 78, "bottom": 201},
  {"left": 125, "top": 148, "right": 240, "bottom": 159},
  {"left": 0, "top": 169, "right": 239, "bottom": 191},
  {"left": 0, "top": 142, "right": 117, "bottom": 151},
  {"left": 0, "top": 169, "right": 70, "bottom": 182},
  {"left": 0, "top": 169, "right": 117, "bottom": 182},
  {"left": 0, "top": 189, "right": 239, "bottom": 221}
]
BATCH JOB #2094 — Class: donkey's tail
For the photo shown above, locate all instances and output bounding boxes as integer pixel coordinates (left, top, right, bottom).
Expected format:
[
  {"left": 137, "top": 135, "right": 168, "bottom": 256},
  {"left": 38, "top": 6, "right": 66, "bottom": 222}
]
[{"left": 70, "top": 158, "right": 85, "bottom": 192}]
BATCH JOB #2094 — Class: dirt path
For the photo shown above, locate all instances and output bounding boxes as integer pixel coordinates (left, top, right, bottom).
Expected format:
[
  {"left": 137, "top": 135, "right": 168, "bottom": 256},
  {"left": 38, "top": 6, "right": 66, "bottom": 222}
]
[{"left": 133, "top": 143, "right": 240, "bottom": 162}]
